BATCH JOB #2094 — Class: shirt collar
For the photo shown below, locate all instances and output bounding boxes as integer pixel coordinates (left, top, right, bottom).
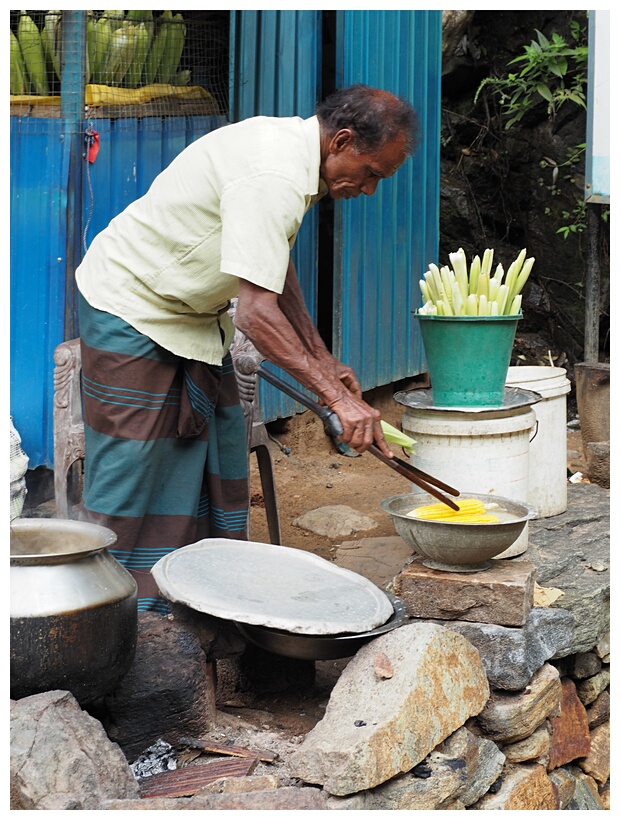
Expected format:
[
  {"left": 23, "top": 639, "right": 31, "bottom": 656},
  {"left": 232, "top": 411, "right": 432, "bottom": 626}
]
[{"left": 302, "top": 115, "right": 323, "bottom": 197}]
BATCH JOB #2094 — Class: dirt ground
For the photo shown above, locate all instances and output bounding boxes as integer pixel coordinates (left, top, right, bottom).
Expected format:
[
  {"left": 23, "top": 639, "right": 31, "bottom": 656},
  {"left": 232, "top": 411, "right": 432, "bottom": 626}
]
[{"left": 246, "top": 383, "right": 424, "bottom": 559}]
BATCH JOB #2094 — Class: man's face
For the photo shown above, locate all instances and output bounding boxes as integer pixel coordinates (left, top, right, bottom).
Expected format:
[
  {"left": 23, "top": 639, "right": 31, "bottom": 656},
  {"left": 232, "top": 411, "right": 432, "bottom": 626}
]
[{"left": 321, "top": 129, "right": 408, "bottom": 200}]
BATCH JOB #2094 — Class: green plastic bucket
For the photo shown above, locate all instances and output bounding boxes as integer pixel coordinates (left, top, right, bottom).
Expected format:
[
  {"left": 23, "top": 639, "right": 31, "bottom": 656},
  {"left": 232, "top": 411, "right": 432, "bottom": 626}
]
[{"left": 416, "top": 313, "right": 521, "bottom": 408}]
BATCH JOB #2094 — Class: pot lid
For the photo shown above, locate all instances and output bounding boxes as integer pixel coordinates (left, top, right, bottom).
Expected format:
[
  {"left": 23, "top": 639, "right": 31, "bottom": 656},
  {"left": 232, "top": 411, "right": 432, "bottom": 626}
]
[
  {"left": 393, "top": 386, "right": 542, "bottom": 414},
  {"left": 151, "top": 539, "right": 394, "bottom": 635}
]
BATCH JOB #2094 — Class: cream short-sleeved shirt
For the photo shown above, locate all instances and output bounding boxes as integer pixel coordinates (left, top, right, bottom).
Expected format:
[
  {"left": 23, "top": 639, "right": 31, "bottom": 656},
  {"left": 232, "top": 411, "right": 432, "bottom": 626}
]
[{"left": 76, "top": 115, "right": 326, "bottom": 364}]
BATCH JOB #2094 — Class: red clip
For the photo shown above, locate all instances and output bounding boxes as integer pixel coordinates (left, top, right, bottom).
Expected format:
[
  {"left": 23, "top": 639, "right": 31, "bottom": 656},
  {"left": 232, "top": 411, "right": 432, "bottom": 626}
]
[{"left": 86, "top": 130, "right": 100, "bottom": 163}]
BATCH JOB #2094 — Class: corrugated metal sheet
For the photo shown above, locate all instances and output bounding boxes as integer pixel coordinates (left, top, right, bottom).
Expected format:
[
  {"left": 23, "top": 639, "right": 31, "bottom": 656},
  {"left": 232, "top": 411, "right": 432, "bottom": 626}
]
[
  {"left": 11, "top": 10, "right": 441, "bottom": 467},
  {"left": 230, "top": 9, "right": 323, "bottom": 421},
  {"left": 81, "top": 114, "right": 227, "bottom": 246},
  {"left": 334, "top": 10, "right": 441, "bottom": 390},
  {"left": 10, "top": 118, "right": 70, "bottom": 467},
  {"left": 10, "top": 114, "right": 226, "bottom": 467}
]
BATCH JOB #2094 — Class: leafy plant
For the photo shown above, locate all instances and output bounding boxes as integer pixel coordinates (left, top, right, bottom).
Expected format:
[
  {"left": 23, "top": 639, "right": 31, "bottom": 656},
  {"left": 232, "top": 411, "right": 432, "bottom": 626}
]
[
  {"left": 557, "top": 201, "right": 587, "bottom": 239},
  {"left": 475, "top": 25, "right": 588, "bottom": 129}
]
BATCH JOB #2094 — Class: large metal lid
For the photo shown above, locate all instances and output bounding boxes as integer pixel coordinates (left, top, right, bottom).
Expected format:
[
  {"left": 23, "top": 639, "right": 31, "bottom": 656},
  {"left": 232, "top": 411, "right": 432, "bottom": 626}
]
[
  {"left": 151, "top": 539, "right": 394, "bottom": 635},
  {"left": 393, "top": 386, "right": 542, "bottom": 414}
]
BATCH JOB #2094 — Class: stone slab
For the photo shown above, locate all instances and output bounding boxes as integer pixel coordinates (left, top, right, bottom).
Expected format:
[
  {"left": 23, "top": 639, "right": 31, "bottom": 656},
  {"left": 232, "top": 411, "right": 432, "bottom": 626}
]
[
  {"left": 393, "top": 557, "right": 536, "bottom": 626},
  {"left": 547, "top": 677, "right": 591, "bottom": 770},
  {"left": 430, "top": 606, "right": 574, "bottom": 690},
  {"left": 520, "top": 482, "right": 609, "bottom": 655},
  {"left": 334, "top": 535, "right": 413, "bottom": 590}
]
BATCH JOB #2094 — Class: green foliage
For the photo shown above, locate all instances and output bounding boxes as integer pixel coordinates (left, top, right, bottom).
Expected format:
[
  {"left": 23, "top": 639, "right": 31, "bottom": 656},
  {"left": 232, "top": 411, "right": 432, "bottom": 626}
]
[
  {"left": 557, "top": 201, "right": 586, "bottom": 239},
  {"left": 475, "top": 24, "right": 588, "bottom": 129}
]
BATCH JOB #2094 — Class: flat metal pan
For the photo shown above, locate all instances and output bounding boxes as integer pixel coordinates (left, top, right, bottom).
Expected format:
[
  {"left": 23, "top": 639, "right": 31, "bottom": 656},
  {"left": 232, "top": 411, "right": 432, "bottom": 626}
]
[{"left": 235, "top": 592, "right": 409, "bottom": 660}]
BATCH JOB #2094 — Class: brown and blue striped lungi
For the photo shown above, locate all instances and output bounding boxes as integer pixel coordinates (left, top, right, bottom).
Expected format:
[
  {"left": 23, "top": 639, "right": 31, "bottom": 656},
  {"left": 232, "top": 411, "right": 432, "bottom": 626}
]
[{"left": 77, "top": 293, "right": 249, "bottom": 614}]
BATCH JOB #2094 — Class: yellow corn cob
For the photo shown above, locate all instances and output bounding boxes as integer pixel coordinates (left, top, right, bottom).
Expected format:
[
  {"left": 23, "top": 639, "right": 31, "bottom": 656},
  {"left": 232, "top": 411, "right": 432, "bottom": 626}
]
[
  {"left": 10, "top": 30, "right": 29, "bottom": 95},
  {"left": 17, "top": 12, "right": 49, "bottom": 96},
  {"left": 410, "top": 498, "right": 487, "bottom": 520},
  {"left": 447, "top": 514, "right": 500, "bottom": 524},
  {"left": 144, "top": 11, "right": 170, "bottom": 84}
]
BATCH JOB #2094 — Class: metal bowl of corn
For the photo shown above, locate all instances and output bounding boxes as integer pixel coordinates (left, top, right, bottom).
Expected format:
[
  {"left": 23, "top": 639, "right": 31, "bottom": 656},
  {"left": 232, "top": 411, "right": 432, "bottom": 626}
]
[{"left": 380, "top": 492, "right": 536, "bottom": 572}]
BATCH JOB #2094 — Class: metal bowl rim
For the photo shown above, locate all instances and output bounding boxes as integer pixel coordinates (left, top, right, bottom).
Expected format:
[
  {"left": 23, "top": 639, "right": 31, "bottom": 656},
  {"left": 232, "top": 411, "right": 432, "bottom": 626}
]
[{"left": 380, "top": 492, "right": 537, "bottom": 524}]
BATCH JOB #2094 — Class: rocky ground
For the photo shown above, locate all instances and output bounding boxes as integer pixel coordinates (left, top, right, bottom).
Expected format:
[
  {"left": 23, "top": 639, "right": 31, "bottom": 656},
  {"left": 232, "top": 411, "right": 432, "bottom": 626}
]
[{"left": 22, "top": 377, "right": 592, "bottom": 763}]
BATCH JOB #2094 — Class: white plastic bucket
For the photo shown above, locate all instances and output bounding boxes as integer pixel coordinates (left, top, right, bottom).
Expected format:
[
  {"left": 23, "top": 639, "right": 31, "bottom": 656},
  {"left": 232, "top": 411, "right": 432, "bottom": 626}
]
[
  {"left": 506, "top": 366, "right": 571, "bottom": 517},
  {"left": 401, "top": 405, "right": 537, "bottom": 558}
]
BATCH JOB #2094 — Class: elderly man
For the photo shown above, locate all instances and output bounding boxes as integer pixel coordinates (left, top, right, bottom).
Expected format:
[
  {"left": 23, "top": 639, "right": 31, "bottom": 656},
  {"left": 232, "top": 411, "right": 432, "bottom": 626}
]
[{"left": 75, "top": 84, "right": 419, "bottom": 611}]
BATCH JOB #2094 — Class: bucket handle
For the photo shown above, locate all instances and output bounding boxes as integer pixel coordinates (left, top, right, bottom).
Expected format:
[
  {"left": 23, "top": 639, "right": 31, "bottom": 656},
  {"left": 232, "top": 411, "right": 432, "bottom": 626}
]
[{"left": 530, "top": 419, "right": 539, "bottom": 443}]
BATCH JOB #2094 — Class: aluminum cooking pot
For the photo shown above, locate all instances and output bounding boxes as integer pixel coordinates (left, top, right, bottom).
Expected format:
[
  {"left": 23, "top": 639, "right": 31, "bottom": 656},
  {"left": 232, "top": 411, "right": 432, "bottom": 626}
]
[{"left": 10, "top": 518, "right": 138, "bottom": 704}]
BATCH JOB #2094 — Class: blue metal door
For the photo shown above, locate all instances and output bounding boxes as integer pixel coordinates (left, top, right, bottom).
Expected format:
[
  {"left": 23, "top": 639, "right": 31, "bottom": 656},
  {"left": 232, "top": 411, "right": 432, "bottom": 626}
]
[
  {"left": 333, "top": 10, "right": 442, "bottom": 389},
  {"left": 230, "top": 9, "right": 323, "bottom": 420}
]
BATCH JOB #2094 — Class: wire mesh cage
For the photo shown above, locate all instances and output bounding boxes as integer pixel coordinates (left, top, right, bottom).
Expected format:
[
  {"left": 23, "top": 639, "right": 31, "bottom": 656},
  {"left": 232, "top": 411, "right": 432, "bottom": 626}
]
[{"left": 10, "top": 10, "right": 230, "bottom": 126}]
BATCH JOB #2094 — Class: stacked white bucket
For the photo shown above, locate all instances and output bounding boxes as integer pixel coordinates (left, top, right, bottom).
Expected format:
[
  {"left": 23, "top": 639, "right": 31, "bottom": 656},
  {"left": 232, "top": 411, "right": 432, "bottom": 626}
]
[{"left": 401, "top": 366, "right": 571, "bottom": 558}]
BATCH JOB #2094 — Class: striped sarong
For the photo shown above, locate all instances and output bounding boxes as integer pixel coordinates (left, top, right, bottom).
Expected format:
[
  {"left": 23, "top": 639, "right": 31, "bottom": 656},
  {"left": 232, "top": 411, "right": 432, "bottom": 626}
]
[{"left": 77, "top": 293, "right": 249, "bottom": 614}]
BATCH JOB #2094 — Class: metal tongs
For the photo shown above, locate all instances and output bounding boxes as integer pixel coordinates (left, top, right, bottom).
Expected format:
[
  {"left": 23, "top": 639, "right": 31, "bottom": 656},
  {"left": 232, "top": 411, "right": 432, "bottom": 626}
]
[{"left": 257, "top": 365, "right": 461, "bottom": 511}]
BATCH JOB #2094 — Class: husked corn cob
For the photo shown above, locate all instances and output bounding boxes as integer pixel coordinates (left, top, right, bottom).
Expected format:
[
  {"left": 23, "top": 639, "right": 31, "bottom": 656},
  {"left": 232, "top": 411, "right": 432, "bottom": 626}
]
[
  {"left": 418, "top": 247, "right": 533, "bottom": 317},
  {"left": 18, "top": 11, "right": 49, "bottom": 96},
  {"left": 408, "top": 498, "right": 499, "bottom": 524},
  {"left": 10, "top": 30, "right": 28, "bottom": 95}
]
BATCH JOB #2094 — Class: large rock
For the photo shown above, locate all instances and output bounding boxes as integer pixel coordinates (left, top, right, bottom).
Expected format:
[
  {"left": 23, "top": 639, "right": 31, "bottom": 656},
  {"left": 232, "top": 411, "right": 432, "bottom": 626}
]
[
  {"left": 458, "top": 737, "right": 506, "bottom": 807},
  {"left": 292, "top": 505, "right": 378, "bottom": 537},
  {"left": 546, "top": 677, "right": 590, "bottom": 770},
  {"left": 289, "top": 623, "right": 489, "bottom": 796},
  {"left": 102, "top": 786, "right": 328, "bottom": 810},
  {"left": 525, "top": 483, "right": 610, "bottom": 655},
  {"left": 577, "top": 721, "right": 610, "bottom": 785},
  {"left": 469, "top": 763, "right": 559, "bottom": 810},
  {"left": 10, "top": 690, "right": 139, "bottom": 810},
  {"left": 434, "top": 606, "right": 574, "bottom": 690},
  {"left": 394, "top": 558, "right": 535, "bottom": 627},
  {"left": 575, "top": 667, "right": 610, "bottom": 705},
  {"left": 475, "top": 663, "right": 562, "bottom": 744},
  {"left": 501, "top": 724, "right": 549, "bottom": 764},
  {"left": 565, "top": 767, "right": 606, "bottom": 809}
]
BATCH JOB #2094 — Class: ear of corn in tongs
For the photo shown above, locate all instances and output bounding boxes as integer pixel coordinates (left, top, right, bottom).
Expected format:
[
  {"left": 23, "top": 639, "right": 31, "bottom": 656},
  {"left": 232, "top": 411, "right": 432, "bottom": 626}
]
[
  {"left": 380, "top": 421, "right": 416, "bottom": 454},
  {"left": 408, "top": 498, "right": 500, "bottom": 523}
]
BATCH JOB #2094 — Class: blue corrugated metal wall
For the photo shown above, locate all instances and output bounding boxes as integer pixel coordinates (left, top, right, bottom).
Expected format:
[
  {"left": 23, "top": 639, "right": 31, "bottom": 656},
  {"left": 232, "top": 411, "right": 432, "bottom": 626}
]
[
  {"left": 230, "top": 9, "right": 322, "bottom": 421},
  {"left": 10, "top": 10, "right": 440, "bottom": 468},
  {"left": 334, "top": 10, "right": 441, "bottom": 390},
  {"left": 10, "top": 113, "right": 226, "bottom": 468},
  {"left": 81, "top": 114, "right": 227, "bottom": 249},
  {"left": 10, "top": 118, "right": 71, "bottom": 468}
]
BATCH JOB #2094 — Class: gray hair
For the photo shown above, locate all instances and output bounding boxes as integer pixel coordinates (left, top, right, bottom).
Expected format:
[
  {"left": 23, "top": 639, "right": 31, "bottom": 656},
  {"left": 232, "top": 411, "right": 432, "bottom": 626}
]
[{"left": 316, "top": 84, "right": 419, "bottom": 155}]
